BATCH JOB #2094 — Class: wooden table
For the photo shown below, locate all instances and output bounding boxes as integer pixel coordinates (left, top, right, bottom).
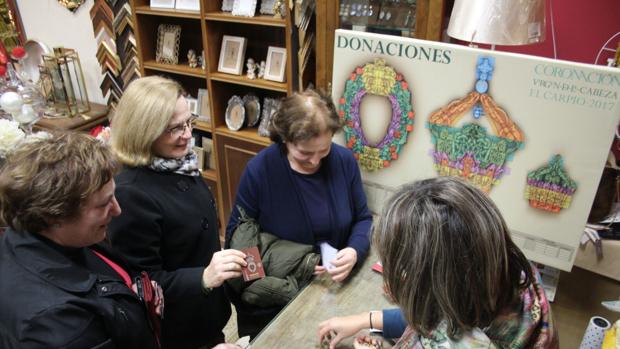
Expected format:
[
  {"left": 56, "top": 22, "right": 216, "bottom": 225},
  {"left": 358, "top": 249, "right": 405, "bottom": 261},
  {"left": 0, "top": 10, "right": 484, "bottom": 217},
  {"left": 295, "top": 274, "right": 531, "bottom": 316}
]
[
  {"left": 34, "top": 103, "right": 109, "bottom": 131},
  {"left": 251, "top": 250, "right": 396, "bottom": 348}
]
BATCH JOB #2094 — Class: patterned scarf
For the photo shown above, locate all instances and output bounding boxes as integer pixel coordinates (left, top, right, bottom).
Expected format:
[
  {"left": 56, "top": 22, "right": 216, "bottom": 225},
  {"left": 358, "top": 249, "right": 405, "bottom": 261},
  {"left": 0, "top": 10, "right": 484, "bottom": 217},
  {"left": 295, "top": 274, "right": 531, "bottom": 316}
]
[
  {"left": 148, "top": 150, "right": 200, "bottom": 177},
  {"left": 393, "top": 269, "right": 559, "bottom": 349}
]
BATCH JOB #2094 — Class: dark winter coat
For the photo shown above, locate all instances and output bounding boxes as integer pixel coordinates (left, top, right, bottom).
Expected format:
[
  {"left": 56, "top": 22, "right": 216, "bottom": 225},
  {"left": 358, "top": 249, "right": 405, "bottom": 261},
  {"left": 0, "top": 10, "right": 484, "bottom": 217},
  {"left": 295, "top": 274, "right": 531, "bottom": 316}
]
[
  {"left": 227, "top": 209, "right": 320, "bottom": 307},
  {"left": 0, "top": 229, "right": 159, "bottom": 349},
  {"left": 108, "top": 167, "right": 230, "bottom": 349}
]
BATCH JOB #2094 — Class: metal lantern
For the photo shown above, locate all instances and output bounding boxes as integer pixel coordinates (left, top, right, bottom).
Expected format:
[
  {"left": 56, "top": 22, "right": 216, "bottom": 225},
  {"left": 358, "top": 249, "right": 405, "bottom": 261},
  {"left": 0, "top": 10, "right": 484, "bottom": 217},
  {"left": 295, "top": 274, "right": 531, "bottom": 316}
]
[{"left": 39, "top": 47, "right": 90, "bottom": 117}]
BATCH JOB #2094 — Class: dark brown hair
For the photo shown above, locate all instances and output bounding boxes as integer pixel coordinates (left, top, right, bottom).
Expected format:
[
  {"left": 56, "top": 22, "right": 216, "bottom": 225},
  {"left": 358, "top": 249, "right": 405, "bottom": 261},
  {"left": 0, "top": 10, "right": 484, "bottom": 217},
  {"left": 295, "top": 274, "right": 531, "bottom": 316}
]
[
  {"left": 373, "top": 177, "right": 533, "bottom": 339},
  {"left": 268, "top": 89, "right": 343, "bottom": 144},
  {"left": 0, "top": 132, "right": 119, "bottom": 233}
]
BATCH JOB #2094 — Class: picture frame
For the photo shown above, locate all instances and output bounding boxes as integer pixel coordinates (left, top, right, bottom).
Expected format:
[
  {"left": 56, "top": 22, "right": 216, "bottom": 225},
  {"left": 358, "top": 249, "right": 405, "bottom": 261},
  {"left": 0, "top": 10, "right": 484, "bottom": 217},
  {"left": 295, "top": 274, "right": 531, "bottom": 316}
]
[
  {"left": 150, "top": 0, "right": 175, "bottom": 9},
  {"left": 218, "top": 35, "right": 247, "bottom": 75},
  {"left": 175, "top": 0, "right": 199, "bottom": 11},
  {"left": 232, "top": 0, "right": 257, "bottom": 17},
  {"left": 225, "top": 95, "right": 246, "bottom": 131},
  {"left": 221, "top": 0, "right": 234, "bottom": 11},
  {"left": 243, "top": 93, "right": 261, "bottom": 127},
  {"left": 197, "top": 88, "right": 210, "bottom": 123},
  {"left": 258, "top": 97, "right": 280, "bottom": 137},
  {"left": 185, "top": 97, "right": 198, "bottom": 116},
  {"left": 264, "top": 46, "right": 287, "bottom": 82},
  {"left": 259, "top": 0, "right": 276, "bottom": 14},
  {"left": 202, "top": 136, "right": 215, "bottom": 170},
  {"left": 156, "top": 24, "right": 181, "bottom": 65},
  {"left": 193, "top": 146, "right": 205, "bottom": 170}
]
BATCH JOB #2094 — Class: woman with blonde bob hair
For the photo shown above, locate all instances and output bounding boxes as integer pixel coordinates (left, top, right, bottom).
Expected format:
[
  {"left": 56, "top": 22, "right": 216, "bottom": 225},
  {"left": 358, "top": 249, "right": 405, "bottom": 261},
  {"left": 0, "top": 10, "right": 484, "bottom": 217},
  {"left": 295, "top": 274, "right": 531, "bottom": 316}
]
[
  {"left": 320, "top": 177, "right": 558, "bottom": 348},
  {"left": 110, "top": 75, "right": 183, "bottom": 166},
  {"left": 108, "top": 76, "right": 246, "bottom": 349},
  {"left": 0, "top": 132, "right": 160, "bottom": 348}
]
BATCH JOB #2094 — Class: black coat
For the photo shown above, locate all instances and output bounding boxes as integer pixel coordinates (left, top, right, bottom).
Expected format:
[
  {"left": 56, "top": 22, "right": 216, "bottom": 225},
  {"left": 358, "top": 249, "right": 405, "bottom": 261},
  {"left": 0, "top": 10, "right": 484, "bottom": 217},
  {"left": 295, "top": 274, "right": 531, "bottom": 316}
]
[
  {"left": 0, "top": 229, "right": 159, "bottom": 349},
  {"left": 108, "top": 167, "right": 230, "bottom": 349}
]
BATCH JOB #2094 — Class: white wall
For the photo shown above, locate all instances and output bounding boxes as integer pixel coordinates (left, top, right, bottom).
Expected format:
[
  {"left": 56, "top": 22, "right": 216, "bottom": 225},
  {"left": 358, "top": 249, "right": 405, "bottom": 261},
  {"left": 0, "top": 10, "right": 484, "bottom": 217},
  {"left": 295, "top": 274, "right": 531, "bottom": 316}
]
[{"left": 17, "top": 0, "right": 105, "bottom": 104}]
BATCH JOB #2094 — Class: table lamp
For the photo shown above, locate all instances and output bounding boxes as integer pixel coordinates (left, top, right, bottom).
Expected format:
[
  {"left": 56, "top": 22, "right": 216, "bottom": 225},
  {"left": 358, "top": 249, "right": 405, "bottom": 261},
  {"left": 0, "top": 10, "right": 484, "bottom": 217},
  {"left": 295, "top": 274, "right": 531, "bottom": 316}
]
[{"left": 447, "top": 0, "right": 546, "bottom": 48}]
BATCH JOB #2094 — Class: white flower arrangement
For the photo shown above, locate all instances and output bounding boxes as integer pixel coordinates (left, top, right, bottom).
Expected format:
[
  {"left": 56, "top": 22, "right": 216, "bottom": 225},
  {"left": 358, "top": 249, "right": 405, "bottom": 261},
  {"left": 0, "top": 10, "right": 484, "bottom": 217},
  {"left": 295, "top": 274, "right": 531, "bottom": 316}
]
[
  {"left": 0, "top": 119, "right": 25, "bottom": 158},
  {"left": 0, "top": 119, "right": 49, "bottom": 159}
]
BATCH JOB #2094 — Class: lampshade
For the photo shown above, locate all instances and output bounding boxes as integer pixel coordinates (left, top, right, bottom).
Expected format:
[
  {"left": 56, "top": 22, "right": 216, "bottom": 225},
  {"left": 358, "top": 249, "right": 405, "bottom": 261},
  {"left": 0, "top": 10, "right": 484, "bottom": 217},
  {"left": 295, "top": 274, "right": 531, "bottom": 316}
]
[{"left": 447, "top": 0, "right": 546, "bottom": 46}]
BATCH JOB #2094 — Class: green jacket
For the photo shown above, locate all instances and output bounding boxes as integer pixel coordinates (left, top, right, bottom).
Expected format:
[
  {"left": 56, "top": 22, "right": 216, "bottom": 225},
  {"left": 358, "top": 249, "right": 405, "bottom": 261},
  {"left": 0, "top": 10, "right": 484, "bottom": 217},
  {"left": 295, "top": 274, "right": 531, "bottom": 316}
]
[{"left": 227, "top": 208, "right": 320, "bottom": 307}]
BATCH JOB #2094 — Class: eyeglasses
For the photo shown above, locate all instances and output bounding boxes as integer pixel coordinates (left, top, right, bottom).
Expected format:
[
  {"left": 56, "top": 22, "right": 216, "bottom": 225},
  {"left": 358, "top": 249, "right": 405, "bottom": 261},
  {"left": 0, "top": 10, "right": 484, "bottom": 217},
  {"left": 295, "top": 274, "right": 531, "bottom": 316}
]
[{"left": 165, "top": 115, "right": 197, "bottom": 137}]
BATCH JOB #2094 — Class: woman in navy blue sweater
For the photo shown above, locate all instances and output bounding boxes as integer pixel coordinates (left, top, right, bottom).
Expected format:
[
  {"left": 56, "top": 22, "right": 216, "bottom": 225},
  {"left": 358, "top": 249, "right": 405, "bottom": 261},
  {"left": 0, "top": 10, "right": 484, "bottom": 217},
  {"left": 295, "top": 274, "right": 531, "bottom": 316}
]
[{"left": 226, "top": 89, "right": 372, "bottom": 337}]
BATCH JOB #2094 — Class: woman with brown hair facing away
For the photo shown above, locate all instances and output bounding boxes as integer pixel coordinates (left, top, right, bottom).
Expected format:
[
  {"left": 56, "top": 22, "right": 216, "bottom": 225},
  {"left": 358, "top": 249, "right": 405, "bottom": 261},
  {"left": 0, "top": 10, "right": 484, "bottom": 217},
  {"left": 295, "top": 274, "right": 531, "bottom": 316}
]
[{"left": 319, "top": 177, "right": 558, "bottom": 348}]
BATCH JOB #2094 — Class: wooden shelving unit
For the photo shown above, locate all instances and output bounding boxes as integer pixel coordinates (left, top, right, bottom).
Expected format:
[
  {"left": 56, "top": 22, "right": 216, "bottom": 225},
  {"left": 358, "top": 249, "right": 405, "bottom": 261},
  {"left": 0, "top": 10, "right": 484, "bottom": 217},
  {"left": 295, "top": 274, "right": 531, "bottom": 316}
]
[
  {"left": 143, "top": 60, "right": 206, "bottom": 78},
  {"left": 209, "top": 72, "right": 288, "bottom": 92},
  {"left": 204, "top": 12, "right": 287, "bottom": 27},
  {"left": 134, "top": 5, "right": 202, "bottom": 19},
  {"left": 130, "top": 0, "right": 309, "bottom": 237}
]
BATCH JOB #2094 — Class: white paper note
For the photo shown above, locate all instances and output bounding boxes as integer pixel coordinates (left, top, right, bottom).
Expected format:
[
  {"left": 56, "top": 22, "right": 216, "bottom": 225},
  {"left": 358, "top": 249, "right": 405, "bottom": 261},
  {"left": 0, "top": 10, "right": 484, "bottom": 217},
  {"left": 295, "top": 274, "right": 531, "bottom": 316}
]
[{"left": 319, "top": 242, "right": 338, "bottom": 270}]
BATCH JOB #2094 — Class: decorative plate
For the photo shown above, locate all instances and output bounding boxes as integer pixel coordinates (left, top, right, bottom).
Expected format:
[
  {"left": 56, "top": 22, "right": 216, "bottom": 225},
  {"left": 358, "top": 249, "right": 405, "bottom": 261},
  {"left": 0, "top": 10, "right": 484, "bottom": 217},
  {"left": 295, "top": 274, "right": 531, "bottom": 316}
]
[
  {"left": 225, "top": 95, "right": 245, "bottom": 131},
  {"left": 22, "top": 39, "right": 52, "bottom": 83},
  {"left": 243, "top": 94, "right": 261, "bottom": 127}
]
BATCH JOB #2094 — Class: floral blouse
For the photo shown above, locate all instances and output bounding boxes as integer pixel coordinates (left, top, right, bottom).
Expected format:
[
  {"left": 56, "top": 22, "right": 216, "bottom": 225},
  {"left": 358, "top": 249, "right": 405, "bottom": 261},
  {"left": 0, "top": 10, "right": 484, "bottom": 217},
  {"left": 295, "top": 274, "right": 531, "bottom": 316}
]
[{"left": 393, "top": 269, "right": 559, "bottom": 349}]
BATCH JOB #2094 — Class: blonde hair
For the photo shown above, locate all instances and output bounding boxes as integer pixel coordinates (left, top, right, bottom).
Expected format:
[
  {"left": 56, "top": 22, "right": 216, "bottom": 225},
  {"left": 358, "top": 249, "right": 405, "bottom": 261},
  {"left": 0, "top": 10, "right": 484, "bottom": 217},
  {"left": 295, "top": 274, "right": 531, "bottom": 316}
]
[
  {"left": 268, "top": 89, "right": 342, "bottom": 144},
  {"left": 0, "top": 132, "right": 119, "bottom": 233},
  {"left": 374, "top": 177, "right": 532, "bottom": 339},
  {"left": 110, "top": 76, "right": 183, "bottom": 166}
]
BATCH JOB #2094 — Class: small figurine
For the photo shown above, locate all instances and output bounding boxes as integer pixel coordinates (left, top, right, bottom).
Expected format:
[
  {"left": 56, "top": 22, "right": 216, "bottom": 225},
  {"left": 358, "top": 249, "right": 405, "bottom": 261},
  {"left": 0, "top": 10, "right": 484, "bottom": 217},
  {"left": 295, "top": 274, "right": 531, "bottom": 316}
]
[
  {"left": 246, "top": 58, "right": 257, "bottom": 79},
  {"left": 187, "top": 49, "right": 198, "bottom": 68},
  {"left": 200, "top": 50, "right": 206, "bottom": 70},
  {"left": 258, "top": 60, "right": 266, "bottom": 79},
  {"left": 273, "top": 0, "right": 283, "bottom": 19}
]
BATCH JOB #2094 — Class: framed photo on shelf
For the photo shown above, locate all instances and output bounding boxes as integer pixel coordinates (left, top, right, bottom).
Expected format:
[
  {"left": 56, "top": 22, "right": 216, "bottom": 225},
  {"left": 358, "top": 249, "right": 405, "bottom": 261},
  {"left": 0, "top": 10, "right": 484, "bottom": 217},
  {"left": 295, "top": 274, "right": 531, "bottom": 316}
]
[
  {"left": 259, "top": 0, "right": 276, "bottom": 14},
  {"left": 193, "top": 146, "right": 205, "bottom": 170},
  {"left": 264, "top": 46, "right": 286, "bottom": 82},
  {"left": 243, "top": 93, "right": 261, "bottom": 127},
  {"left": 218, "top": 35, "right": 247, "bottom": 75},
  {"left": 221, "top": 0, "right": 234, "bottom": 11},
  {"left": 197, "top": 88, "right": 210, "bottom": 123},
  {"left": 186, "top": 97, "right": 198, "bottom": 116},
  {"left": 232, "top": 0, "right": 257, "bottom": 17},
  {"left": 150, "top": 0, "right": 175, "bottom": 9},
  {"left": 156, "top": 24, "right": 182, "bottom": 65},
  {"left": 202, "top": 136, "right": 215, "bottom": 170},
  {"left": 175, "top": 0, "right": 199, "bottom": 11}
]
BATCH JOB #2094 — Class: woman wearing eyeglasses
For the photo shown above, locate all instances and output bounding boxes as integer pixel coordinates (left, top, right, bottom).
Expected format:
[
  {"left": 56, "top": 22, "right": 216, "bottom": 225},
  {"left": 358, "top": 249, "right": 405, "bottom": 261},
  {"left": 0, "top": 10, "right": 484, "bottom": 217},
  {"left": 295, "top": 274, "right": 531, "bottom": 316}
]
[{"left": 108, "top": 76, "right": 247, "bottom": 349}]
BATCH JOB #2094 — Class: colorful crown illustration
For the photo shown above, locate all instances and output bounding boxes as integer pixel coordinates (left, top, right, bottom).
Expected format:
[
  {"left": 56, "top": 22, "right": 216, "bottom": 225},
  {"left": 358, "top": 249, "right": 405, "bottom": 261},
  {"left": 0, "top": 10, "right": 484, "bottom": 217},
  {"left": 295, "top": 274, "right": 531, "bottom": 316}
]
[
  {"left": 524, "top": 154, "right": 577, "bottom": 213},
  {"left": 427, "top": 56, "right": 524, "bottom": 193}
]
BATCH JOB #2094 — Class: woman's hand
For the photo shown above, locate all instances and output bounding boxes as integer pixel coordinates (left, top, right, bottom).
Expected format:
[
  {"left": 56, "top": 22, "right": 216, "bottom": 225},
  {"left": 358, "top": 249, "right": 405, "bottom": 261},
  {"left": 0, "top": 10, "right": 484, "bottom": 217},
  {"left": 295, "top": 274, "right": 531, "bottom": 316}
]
[
  {"left": 202, "top": 249, "right": 247, "bottom": 289},
  {"left": 152, "top": 281, "right": 164, "bottom": 317},
  {"left": 314, "top": 265, "right": 327, "bottom": 275},
  {"left": 327, "top": 247, "right": 357, "bottom": 282},
  {"left": 318, "top": 313, "right": 368, "bottom": 349}
]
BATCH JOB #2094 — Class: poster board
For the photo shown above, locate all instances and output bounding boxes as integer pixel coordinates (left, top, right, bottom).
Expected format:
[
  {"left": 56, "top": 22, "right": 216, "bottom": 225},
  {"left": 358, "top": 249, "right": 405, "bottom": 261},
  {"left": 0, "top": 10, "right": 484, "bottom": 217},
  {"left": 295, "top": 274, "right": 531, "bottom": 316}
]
[{"left": 332, "top": 29, "right": 620, "bottom": 271}]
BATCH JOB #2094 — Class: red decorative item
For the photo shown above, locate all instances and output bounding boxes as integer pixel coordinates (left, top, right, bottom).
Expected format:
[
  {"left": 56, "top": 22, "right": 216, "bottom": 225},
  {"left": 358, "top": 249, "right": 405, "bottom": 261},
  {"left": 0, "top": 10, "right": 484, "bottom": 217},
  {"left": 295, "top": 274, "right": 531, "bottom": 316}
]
[
  {"left": 11, "top": 46, "right": 26, "bottom": 60},
  {"left": 89, "top": 125, "right": 105, "bottom": 137},
  {"left": 0, "top": 41, "right": 8, "bottom": 77}
]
